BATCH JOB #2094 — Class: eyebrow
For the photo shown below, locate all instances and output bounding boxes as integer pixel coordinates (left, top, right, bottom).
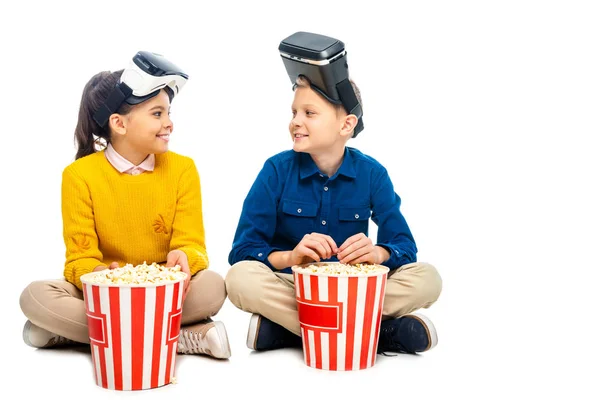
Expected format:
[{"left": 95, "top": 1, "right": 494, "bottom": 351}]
[
  {"left": 149, "top": 105, "right": 167, "bottom": 111},
  {"left": 292, "top": 104, "right": 319, "bottom": 109}
]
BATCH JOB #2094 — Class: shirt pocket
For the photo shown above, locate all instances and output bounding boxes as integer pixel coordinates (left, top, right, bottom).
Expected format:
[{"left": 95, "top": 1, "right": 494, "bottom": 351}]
[
  {"left": 337, "top": 206, "right": 371, "bottom": 236},
  {"left": 280, "top": 199, "right": 318, "bottom": 240}
]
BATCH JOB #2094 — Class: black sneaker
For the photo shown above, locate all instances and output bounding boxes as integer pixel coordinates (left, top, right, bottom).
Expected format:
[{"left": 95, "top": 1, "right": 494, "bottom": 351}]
[
  {"left": 246, "top": 314, "right": 302, "bottom": 351},
  {"left": 377, "top": 314, "right": 438, "bottom": 354}
]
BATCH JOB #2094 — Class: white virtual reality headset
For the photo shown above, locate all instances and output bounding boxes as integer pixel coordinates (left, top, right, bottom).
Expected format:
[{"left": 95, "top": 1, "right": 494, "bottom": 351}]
[{"left": 93, "top": 51, "right": 188, "bottom": 128}]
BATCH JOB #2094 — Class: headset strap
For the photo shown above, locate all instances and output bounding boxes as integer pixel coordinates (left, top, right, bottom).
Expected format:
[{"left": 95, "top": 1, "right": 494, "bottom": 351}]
[{"left": 92, "top": 83, "right": 133, "bottom": 128}]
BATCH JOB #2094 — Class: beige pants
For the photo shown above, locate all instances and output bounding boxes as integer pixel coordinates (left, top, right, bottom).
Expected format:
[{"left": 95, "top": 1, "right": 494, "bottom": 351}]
[
  {"left": 19, "top": 269, "right": 227, "bottom": 343},
  {"left": 226, "top": 261, "right": 442, "bottom": 336}
]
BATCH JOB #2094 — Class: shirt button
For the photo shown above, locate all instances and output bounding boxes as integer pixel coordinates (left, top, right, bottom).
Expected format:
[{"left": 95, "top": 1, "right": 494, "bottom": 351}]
[
  {"left": 297, "top": 208, "right": 302, "bottom": 213},
  {"left": 258, "top": 253, "right": 263, "bottom": 257},
  {"left": 319, "top": 174, "right": 324, "bottom": 178},
  {"left": 355, "top": 214, "right": 360, "bottom": 219},
  {"left": 321, "top": 220, "right": 326, "bottom": 225},
  {"left": 324, "top": 186, "right": 329, "bottom": 191}
]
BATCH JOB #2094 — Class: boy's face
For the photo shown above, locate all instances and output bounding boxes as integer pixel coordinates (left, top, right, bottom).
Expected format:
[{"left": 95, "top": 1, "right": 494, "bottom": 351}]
[{"left": 289, "top": 86, "right": 349, "bottom": 154}]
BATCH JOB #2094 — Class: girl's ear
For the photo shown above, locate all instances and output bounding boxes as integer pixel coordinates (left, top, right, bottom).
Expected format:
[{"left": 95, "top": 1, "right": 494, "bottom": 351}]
[
  {"left": 108, "top": 114, "right": 127, "bottom": 137},
  {"left": 340, "top": 113, "right": 358, "bottom": 139}
]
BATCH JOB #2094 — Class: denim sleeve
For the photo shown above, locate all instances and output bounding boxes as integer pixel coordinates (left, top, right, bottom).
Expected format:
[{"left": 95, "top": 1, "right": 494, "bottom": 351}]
[
  {"left": 228, "top": 160, "right": 281, "bottom": 269},
  {"left": 370, "top": 167, "right": 417, "bottom": 270}
]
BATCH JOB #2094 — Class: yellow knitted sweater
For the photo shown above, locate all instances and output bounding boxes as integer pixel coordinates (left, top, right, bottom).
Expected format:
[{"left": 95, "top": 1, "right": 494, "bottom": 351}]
[{"left": 62, "top": 151, "right": 209, "bottom": 289}]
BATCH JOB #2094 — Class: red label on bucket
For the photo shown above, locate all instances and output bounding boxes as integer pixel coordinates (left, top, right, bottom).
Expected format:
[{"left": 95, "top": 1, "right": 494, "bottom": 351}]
[
  {"left": 297, "top": 300, "right": 343, "bottom": 333},
  {"left": 167, "top": 310, "right": 182, "bottom": 342},
  {"left": 87, "top": 312, "right": 108, "bottom": 346}
]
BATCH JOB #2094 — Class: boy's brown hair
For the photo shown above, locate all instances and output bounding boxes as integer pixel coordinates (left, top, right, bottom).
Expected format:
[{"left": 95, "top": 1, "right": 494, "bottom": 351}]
[{"left": 294, "top": 76, "right": 363, "bottom": 118}]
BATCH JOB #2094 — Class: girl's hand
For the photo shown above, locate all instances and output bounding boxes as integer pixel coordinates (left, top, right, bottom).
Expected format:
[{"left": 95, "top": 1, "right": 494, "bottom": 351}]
[
  {"left": 166, "top": 250, "right": 191, "bottom": 300},
  {"left": 337, "top": 233, "right": 390, "bottom": 265},
  {"left": 93, "top": 262, "right": 119, "bottom": 272}
]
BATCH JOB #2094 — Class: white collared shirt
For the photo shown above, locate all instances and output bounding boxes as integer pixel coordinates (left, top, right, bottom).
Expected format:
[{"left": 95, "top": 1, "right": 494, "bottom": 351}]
[{"left": 104, "top": 143, "right": 155, "bottom": 175}]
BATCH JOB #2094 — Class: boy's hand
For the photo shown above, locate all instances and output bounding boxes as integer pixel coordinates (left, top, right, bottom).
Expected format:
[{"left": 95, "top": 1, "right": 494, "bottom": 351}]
[
  {"left": 338, "top": 233, "right": 390, "bottom": 265},
  {"left": 166, "top": 250, "right": 191, "bottom": 301},
  {"left": 289, "top": 233, "right": 338, "bottom": 266}
]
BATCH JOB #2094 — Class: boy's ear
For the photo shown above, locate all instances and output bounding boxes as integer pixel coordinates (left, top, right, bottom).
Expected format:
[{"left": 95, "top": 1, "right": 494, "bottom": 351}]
[
  {"left": 340, "top": 113, "right": 358, "bottom": 138},
  {"left": 108, "top": 114, "right": 127, "bottom": 137}
]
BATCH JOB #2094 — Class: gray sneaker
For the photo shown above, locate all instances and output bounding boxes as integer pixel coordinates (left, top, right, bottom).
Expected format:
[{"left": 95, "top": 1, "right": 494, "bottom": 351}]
[
  {"left": 177, "top": 320, "right": 231, "bottom": 359},
  {"left": 22, "top": 320, "right": 77, "bottom": 348}
]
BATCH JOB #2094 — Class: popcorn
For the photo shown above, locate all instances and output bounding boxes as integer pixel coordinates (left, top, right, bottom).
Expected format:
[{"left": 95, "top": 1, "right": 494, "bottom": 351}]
[
  {"left": 296, "top": 262, "right": 388, "bottom": 275},
  {"left": 88, "top": 261, "right": 187, "bottom": 285}
]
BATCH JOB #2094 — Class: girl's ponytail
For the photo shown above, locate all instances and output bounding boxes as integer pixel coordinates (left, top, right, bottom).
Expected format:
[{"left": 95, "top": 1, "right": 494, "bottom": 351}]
[{"left": 73, "top": 70, "right": 131, "bottom": 160}]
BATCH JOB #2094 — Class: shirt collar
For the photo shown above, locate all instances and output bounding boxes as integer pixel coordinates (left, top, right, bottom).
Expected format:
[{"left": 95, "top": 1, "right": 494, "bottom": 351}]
[
  {"left": 299, "top": 147, "right": 357, "bottom": 180},
  {"left": 104, "top": 143, "right": 155, "bottom": 173}
]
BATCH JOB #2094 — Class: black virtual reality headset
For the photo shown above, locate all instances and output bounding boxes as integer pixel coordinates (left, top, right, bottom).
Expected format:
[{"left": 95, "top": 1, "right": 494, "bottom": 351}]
[
  {"left": 279, "top": 31, "right": 364, "bottom": 137},
  {"left": 93, "top": 51, "right": 189, "bottom": 128}
]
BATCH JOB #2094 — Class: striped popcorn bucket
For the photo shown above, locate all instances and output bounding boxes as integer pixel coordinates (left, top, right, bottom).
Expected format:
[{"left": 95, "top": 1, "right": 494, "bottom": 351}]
[
  {"left": 292, "top": 263, "right": 389, "bottom": 371},
  {"left": 80, "top": 273, "right": 185, "bottom": 390}
]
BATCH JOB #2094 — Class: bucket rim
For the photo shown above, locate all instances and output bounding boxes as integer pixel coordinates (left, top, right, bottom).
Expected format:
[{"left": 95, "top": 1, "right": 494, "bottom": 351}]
[
  {"left": 291, "top": 262, "right": 390, "bottom": 278},
  {"left": 80, "top": 270, "right": 187, "bottom": 288}
]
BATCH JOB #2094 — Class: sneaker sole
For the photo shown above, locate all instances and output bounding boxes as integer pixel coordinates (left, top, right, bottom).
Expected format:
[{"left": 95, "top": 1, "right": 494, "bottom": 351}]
[
  {"left": 246, "top": 314, "right": 261, "bottom": 350},
  {"left": 406, "top": 313, "right": 438, "bottom": 351},
  {"left": 213, "top": 321, "right": 232, "bottom": 359}
]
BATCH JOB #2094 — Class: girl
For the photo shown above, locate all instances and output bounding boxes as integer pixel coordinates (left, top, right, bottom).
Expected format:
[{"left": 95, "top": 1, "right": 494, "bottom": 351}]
[{"left": 19, "top": 53, "right": 231, "bottom": 359}]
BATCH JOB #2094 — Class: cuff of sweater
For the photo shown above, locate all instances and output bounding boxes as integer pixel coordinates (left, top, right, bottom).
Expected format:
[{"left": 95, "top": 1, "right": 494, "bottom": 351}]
[
  {"left": 65, "top": 262, "right": 104, "bottom": 290},
  {"left": 179, "top": 247, "right": 209, "bottom": 276}
]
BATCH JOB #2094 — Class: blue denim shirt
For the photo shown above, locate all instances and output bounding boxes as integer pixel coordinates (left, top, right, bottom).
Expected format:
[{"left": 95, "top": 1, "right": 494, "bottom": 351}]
[{"left": 228, "top": 147, "right": 417, "bottom": 273}]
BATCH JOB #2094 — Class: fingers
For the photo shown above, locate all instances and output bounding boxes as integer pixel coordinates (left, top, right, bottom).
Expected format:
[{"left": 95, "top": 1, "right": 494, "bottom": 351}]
[
  {"left": 95, "top": 262, "right": 118, "bottom": 272},
  {"left": 182, "top": 276, "right": 191, "bottom": 302},
  {"left": 179, "top": 263, "right": 191, "bottom": 276},
  {"left": 338, "top": 234, "right": 370, "bottom": 261},
  {"left": 297, "top": 244, "right": 321, "bottom": 263},
  {"left": 309, "top": 233, "right": 338, "bottom": 255},
  {"left": 343, "top": 251, "right": 375, "bottom": 265},
  {"left": 294, "top": 233, "right": 340, "bottom": 265},
  {"left": 339, "top": 246, "right": 371, "bottom": 264},
  {"left": 301, "top": 234, "right": 337, "bottom": 259},
  {"left": 165, "top": 252, "right": 178, "bottom": 268},
  {"left": 339, "top": 239, "right": 373, "bottom": 264},
  {"left": 305, "top": 239, "right": 331, "bottom": 259},
  {"left": 338, "top": 233, "right": 366, "bottom": 254}
]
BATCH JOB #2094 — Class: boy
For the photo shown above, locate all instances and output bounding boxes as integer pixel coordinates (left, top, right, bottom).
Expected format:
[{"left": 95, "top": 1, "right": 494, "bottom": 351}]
[{"left": 226, "top": 32, "right": 442, "bottom": 355}]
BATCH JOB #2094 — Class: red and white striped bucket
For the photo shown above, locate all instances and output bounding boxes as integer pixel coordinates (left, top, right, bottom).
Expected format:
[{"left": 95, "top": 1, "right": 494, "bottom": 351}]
[
  {"left": 80, "top": 273, "right": 185, "bottom": 390},
  {"left": 292, "top": 263, "right": 389, "bottom": 371}
]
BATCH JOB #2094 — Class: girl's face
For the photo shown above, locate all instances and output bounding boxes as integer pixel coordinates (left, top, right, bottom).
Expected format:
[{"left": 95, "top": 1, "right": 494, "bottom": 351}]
[
  {"left": 113, "top": 89, "right": 173, "bottom": 160},
  {"left": 289, "top": 86, "right": 346, "bottom": 155}
]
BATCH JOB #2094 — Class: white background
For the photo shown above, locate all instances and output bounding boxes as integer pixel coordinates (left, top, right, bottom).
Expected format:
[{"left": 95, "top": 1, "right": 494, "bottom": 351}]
[{"left": 1, "top": 0, "right": 599, "bottom": 398}]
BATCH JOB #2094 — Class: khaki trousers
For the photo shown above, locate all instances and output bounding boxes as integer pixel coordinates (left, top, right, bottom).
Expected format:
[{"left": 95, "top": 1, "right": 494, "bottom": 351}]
[
  {"left": 20, "top": 269, "right": 227, "bottom": 343},
  {"left": 225, "top": 261, "right": 442, "bottom": 336}
]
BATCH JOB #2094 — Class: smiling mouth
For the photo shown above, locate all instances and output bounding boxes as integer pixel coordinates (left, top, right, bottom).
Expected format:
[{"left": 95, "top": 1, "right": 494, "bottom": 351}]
[
  {"left": 157, "top": 134, "right": 170, "bottom": 142},
  {"left": 294, "top": 133, "right": 308, "bottom": 139}
]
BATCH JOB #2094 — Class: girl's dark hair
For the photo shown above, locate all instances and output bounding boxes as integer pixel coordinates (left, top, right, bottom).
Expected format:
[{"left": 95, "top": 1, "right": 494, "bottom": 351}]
[{"left": 74, "top": 70, "right": 133, "bottom": 160}]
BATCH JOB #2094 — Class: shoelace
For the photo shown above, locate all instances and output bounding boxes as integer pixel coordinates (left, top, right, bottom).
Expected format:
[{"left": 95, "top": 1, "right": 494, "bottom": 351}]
[
  {"left": 377, "top": 325, "right": 411, "bottom": 356},
  {"left": 178, "top": 329, "right": 210, "bottom": 355},
  {"left": 47, "top": 335, "right": 74, "bottom": 347}
]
